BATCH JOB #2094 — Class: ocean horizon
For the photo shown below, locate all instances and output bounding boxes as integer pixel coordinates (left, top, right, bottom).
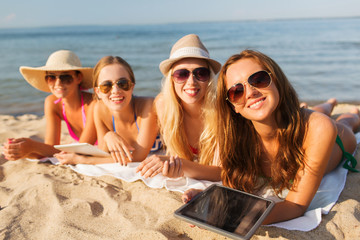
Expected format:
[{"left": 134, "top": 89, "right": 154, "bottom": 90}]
[{"left": 1, "top": 17, "right": 360, "bottom": 116}]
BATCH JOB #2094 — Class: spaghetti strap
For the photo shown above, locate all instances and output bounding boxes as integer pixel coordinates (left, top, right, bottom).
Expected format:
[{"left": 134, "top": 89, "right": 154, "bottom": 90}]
[{"left": 60, "top": 92, "right": 86, "bottom": 142}]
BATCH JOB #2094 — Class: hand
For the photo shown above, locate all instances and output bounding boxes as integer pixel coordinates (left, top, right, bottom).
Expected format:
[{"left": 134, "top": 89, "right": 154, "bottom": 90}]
[
  {"left": 182, "top": 188, "right": 204, "bottom": 228},
  {"left": 162, "top": 156, "right": 184, "bottom": 178},
  {"left": 182, "top": 188, "right": 203, "bottom": 204},
  {"left": 136, "top": 155, "right": 170, "bottom": 178},
  {"left": 54, "top": 152, "right": 85, "bottom": 165},
  {"left": 2, "top": 138, "right": 32, "bottom": 161},
  {"left": 104, "top": 131, "right": 134, "bottom": 166}
]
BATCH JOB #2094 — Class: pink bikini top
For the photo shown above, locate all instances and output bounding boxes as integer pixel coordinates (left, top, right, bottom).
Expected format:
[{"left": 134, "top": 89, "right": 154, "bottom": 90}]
[{"left": 54, "top": 92, "right": 86, "bottom": 142}]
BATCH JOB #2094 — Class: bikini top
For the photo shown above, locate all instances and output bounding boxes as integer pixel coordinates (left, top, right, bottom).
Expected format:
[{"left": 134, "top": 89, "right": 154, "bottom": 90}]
[
  {"left": 189, "top": 144, "right": 199, "bottom": 155},
  {"left": 54, "top": 92, "right": 86, "bottom": 142},
  {"left": 112, "top": 111, "right": 162, "bottom": 153}
]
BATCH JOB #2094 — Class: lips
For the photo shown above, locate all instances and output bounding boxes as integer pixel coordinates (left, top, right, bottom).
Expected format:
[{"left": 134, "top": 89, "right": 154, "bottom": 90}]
[
  {"left": 248, "top": 97, "right": 266, "bottom": 109},
  {"left": 184, "top": 88, "right": 200, "bottom": 97},
  {"left": 110, "top": 96, "right": 125, "bottom": 104}
]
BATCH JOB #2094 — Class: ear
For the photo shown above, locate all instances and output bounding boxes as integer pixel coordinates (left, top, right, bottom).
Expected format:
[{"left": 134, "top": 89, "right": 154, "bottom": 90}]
[{"left": 94, "top": 87, "right": 101, "bottom": 100}]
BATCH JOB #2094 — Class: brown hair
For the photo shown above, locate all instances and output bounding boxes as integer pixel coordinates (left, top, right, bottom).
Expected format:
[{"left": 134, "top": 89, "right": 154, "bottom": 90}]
[{"left": 215, "top": 50, "right": 307, "bottom": 194}]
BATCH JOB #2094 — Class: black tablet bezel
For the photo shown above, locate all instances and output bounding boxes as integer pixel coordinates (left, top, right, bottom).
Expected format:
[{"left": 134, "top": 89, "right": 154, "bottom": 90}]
[{"left": 174, "top": 184, "right": 274, "bottom": 240}]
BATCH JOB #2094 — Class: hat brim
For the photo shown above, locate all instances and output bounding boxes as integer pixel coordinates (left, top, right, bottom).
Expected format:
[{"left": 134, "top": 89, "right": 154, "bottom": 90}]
[
  {"left": 159, "top": 56, "right": 221, "bottom": 76},
  {"left": 20, "top": 66, "right": 93, "bottom": 92}
]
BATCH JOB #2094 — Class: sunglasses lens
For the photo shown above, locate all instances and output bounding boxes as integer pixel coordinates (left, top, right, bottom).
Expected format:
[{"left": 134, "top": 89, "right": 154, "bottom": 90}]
[
  {"left": 248, "top": 71, "right": 271, "bottom": 89},
  {"left": 116, "top": 79, "right": 131, "bottom": 91},
  {"left": 59, "top": 74, "right": 74, "bottom": 84},
  {"left": 99, "top": 81, "right": 113, "bottom": 94},
  {"left": 172, "top": 69, "right": 190, "bottom": 83},
  {"left": 193, "top": 67, "right": 210, "bottom": 82},
  {"left": 227, "top": 84, "right": 244, "bottom": 103},
  {"left": 45, "top": 74, "right": 74, "bottom": 84},
  {"left": 45, "top": 75, "right": 56, "bottom": 82}
]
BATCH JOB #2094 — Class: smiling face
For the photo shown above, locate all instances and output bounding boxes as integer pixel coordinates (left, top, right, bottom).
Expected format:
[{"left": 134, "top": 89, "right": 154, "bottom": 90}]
[
  {"left": 171, "top": 58, "right": 210, "bottom": 106},
  {"left": 225, "top": 58, "right": 280, "bottom": 124},
  {"left": 46, "top": 70, "right": 82, "bottom": 98},
  {"left": 95, "top": 63, "right": 134, "bottom": 112}
]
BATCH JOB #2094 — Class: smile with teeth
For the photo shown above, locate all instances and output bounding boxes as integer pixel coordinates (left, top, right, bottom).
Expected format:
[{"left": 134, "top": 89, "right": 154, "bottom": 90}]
[
  {"left": 249, "top": 98, "right": 265, "bottom": 109},
  {"left": 184, "top": 89, "right": 199, "bottom": 95},
  {"left": 111, "top": 96, "right": 125, "bottom": 102}
]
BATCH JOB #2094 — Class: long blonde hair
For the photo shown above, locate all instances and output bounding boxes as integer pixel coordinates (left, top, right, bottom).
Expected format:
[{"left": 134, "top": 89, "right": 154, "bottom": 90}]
[{"left": 159, "top": 64, "right": 217, "bottom": 162}]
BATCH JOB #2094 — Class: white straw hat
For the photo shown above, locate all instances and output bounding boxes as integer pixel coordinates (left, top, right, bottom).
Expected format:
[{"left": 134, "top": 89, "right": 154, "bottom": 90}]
[
  {"left": 159, "top": 34, "right": 221, "bottom": 75},
  {"left": 19, "top": 50, "right": 93, "bottom": 92}
]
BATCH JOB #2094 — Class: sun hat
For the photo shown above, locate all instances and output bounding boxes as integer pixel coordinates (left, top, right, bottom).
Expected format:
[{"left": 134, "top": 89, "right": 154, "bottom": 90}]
[
  {"left": 19, "top": 50, "right": 93, "bottom": 92},
  {"left": 159, "top": 34, "right": 221, "bottom": 76}
]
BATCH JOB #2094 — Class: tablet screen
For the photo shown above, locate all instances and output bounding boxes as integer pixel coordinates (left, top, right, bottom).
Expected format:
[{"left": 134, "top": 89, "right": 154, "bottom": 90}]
[{"left": 174, "top": 184, "right": 274, "bottom": 240}]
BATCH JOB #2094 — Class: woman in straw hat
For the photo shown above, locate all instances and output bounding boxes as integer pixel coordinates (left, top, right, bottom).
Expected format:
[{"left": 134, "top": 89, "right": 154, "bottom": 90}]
[
  {"left": 136, "top": 34, "right": 222, "bottom": 181},
  {"left": 3, "top": 50, "right": 97, "bottom": 160},
  {"left": 183, "top": 50, "right": 360, "bottom": 224},
  {"left": 55, "top": 56, "right": 161, "bottom": 165}
]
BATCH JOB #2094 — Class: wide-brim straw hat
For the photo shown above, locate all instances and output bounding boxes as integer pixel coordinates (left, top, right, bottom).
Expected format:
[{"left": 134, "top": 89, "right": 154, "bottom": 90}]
[
  {"left": 19, "top": 50, "right": 93, "bottom": 92},
  {"left": 159, "top": 34, "right": 221, "bottom": 76}
]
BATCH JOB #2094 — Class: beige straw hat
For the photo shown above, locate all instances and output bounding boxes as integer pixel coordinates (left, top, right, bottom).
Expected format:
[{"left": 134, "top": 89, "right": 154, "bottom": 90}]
[
  {"left": 19, "top": 50, "right": 93, "bottom": 92},
  {"left": 159, "top": 34, "right": 221, "bottom": 75}
]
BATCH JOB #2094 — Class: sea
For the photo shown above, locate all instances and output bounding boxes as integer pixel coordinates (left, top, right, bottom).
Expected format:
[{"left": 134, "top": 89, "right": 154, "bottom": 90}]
[{"left": 1, "top": 17, "right": 360, "bottom": 116}]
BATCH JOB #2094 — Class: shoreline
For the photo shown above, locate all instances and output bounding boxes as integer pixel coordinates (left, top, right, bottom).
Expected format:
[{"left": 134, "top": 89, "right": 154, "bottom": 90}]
[{"left": 3, "top": 100, "right": 360, "bottom": 118}]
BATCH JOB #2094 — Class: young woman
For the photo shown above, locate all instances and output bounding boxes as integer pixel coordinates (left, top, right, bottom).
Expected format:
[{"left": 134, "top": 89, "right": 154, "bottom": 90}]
[
  {"left": 184, "top": 50, "right": 359, "bottom": 224},
  {"left": 136, "top": 34, "right": 222, "bottom": 181},
  {"left": 3, "top": 50, "right": 97, "bottom": 160},
  {"left": 55, "top": 56, "right": 160, "bottom": 165}
]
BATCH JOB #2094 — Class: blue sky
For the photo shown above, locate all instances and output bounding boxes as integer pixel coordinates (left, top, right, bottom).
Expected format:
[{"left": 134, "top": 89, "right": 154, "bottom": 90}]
[{"left": 1, "top": 0, "right": 359, "bottom": 29}]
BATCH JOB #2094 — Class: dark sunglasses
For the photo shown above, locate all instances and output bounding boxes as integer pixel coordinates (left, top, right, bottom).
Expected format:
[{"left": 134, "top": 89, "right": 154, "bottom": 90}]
[
  {"left": 45, "top": 74, "right": 74, "bottom": 85},
  {"left": 172, "top": 67, "right": 210, "bottom": 83},
  {"left": 226, "top": 70, "right": 272, "bottom": 104},
  {"left": 98, "top": 78, "right": 133, "bottom": 94}
]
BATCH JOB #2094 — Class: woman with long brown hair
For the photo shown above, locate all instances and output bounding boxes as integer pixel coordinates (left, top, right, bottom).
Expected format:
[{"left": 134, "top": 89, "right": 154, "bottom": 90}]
[{"left": 184, "top": 49, "right": 359, "bottom": 224}]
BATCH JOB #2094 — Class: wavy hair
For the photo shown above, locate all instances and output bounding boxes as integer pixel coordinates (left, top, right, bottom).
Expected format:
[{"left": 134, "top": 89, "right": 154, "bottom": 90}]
[
  {"left": 160, "top": 63, "right": 217, "bottom": 162},
  {"left": 210, "top": 50, "right": 307, "bottom": 194}
]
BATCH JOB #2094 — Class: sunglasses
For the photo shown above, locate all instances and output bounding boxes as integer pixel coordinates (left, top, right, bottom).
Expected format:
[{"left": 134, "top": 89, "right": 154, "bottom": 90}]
[
  {"left": 172, "top": 67, "right": 210, "bottom": 83},
  {"left": 226, "top": 70, "right": 272, "bottom": 104},
  {"left": 98, "top": 78, "right": 133, "bottom": 94},
  {"left": 45, "top": 74, "right": 74, "bottom": 85}
]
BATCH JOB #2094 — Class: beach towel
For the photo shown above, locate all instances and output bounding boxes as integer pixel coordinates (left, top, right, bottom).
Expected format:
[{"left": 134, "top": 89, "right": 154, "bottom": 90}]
[{"left": 28, "top": 132, "right": 360, "bottom": 232}]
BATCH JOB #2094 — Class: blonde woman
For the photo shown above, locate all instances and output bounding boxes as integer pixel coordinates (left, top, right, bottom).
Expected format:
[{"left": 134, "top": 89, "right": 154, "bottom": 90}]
[
  {"left": 3, "top": 50, "right": 96, "bottom": 160},
  {"left": 136, "top": 34, "right": 222, "bottom": 181},
  {"left": 56, "top": 56, "right": 160, "bottom": 165}
]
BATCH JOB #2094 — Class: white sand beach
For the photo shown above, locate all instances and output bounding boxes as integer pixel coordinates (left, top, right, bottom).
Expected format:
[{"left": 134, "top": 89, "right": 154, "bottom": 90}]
[{"left": 0, "top": 104, "right": 359, "bottom": 240}]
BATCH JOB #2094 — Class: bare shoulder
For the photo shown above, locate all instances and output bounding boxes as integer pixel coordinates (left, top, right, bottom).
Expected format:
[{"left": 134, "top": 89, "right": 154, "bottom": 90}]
[
  {"left": 134, "top": 96, "right": 155, "bottom": 116},
  {"left": 44, "top": 94, "right": 60, "bottom": 112},
  {"left": 154, "top": 93, "right": 164, "bottom": 117},
  {"left": 303, "top": 109, "right": 337, "bottom": 143}
]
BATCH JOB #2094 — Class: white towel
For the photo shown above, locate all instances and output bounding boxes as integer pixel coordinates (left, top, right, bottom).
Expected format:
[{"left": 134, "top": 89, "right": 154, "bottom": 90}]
[
  {"left": 29, "top": 132, "right": 360, "bottom": 232},
  {"left": 266, "top": 132, "right": 360, "bottom": 231}
]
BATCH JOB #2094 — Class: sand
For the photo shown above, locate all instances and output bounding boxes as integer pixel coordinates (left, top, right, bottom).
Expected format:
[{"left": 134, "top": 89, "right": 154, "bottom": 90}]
[{"left": 0, "top": 104, "right": 360, "bottom": 240}]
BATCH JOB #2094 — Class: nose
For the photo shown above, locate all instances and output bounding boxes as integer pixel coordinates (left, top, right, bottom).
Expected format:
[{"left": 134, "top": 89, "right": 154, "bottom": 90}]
[
  {"left": 185, "top": 73, "right": 196, "bottom": 85},
  {"left": 111, "top": 82, "right": 122, "bottom": 93},
  {"left": 54, "top": 77, "right": 62, "bottom": 86},
  {"left": 244, "top": 82, "right": 258, "bottom": 99}
]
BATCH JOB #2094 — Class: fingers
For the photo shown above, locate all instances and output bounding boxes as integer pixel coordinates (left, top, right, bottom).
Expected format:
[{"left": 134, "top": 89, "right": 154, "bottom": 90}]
[
  {"left": 136, "top": 156, "right": 164, "bottom": 178},
  {"left": 182, "top": 189, "right": 202, "bottom": 203}
]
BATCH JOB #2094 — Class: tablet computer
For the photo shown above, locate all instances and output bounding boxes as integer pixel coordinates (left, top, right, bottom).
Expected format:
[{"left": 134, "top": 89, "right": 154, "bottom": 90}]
[
  {"left": 54, "top": 143, "right": 110, "bottom": 157},
  {"left": 174, "top": 184, "right": 274, "bottom": 240}
]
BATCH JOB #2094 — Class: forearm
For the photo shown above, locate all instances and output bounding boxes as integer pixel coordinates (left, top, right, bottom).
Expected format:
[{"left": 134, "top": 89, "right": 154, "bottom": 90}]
[
  {"left": 27, "top": 139, "right": 60, "bottom": 158},
  {"left": 182, "top": 159, "right": 222, "bottom": 181},
  {"left": 262, "top": 200, "right": 307, "bottom": 225}
]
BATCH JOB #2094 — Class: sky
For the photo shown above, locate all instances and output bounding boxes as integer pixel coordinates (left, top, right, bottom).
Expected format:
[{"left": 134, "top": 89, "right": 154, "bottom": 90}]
[{"left": 1, "top": 0, "right": 359, "bottom": 29}]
